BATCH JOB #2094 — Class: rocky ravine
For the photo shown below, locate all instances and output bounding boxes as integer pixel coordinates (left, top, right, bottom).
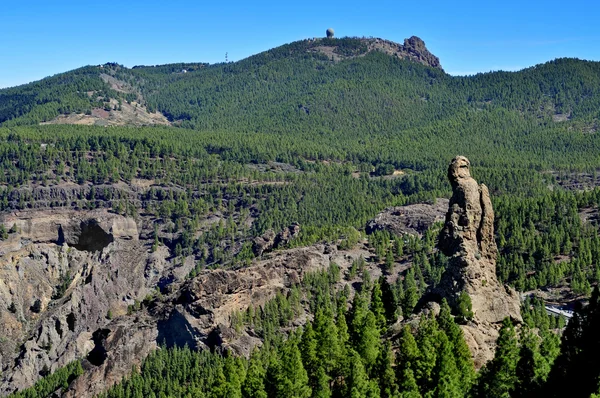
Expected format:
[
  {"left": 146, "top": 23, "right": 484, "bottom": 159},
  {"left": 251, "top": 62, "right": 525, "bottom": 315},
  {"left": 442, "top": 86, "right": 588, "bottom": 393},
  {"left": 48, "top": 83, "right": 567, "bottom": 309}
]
[
  {"left": 64, "top": 244, "right": 373, "bottom": 398},
  {"left": 0, "top": 209, "right": 178, "bottom": 396},
  {"left": 0, "top": 205, "right": 377, "bottom": 397},
  {"left": 0, "top": 158, "right": 516, "bottom": 394},
  {"left": 433, "top": 156, "right": 522, "bottom": 367}
]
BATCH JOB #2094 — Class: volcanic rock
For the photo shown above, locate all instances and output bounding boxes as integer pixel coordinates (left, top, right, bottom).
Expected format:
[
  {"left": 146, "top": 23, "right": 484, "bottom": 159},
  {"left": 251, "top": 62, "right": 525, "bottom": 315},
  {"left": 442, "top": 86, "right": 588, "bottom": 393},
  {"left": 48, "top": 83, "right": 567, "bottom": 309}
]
[
  {"left": 401, "top": 36, "right": 443, "bottom": 70},
  {"left": 366, "top": 199, "right": 448, "bottom": 237},
  {"left": 434, "top": 156, "right": 521, "bottom": 367},
  {"left": 252, "top": 229, "right": 276, "bottom": 256},
  {"left": 252, "top": 223, "right": 300, "bottom": 256}
]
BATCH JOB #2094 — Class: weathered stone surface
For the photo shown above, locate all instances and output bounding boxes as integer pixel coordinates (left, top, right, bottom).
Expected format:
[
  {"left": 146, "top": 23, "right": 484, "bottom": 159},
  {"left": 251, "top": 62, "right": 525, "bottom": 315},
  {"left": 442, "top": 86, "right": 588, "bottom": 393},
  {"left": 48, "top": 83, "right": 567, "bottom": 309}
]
[
  {"left": 366, "top": 199, "right": 448, "bottom": 237},
  {"left": 60, "top": 243, "right": 371, "bottom": 397},
  {"left": 252, "top": 224, "right": 300, "bottom": 256},
  {"left": 402, "top": 36, "right": 443, "bottom": 70},
  {"left": 2, "top": 209, "right": 138, "bottom": 249},
  {"left": 64, "top": 316, "right": 159, "bottom": 398},
  {"left": 310, "top": 35, "right": 443, "bottom": 70},
  {"left": 434, "top": 156, "right": 522, "bottom": 368},
  {"left": 276, "top": 222, "right": 300, "bottom": 247},
  {"left": 181, "top": 244, "right": 331, "bottom": 333},
  {"left": 0, "top": 203, "right": 371, "bottom": 397},
  {"left": 252, "top": 229, "right": 276, "bottom": 256},
  {"left": 0, "top": 209, "right": 168, "bottom": 396}
]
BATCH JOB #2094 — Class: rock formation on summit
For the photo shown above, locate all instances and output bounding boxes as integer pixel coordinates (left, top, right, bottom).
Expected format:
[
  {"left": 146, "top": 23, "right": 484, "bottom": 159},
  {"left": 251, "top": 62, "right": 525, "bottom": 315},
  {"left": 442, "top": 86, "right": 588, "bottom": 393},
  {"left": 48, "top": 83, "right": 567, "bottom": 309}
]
[
  {"left": 401, "top": 36, "right": 442, "bottom": 70},
  {"left": 435, "top": 156, "right": 521, "bottom": 366},
  {"left": 308, "top": 35, "right": 443, "bottom": 70}
]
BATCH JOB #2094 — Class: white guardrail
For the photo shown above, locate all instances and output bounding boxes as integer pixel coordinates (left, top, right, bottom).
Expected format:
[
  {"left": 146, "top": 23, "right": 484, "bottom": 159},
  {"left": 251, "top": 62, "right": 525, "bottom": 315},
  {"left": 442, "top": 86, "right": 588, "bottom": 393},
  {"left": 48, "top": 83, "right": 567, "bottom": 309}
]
[{"left": 545, "top": 306, "right": 574, "bottom": 319}]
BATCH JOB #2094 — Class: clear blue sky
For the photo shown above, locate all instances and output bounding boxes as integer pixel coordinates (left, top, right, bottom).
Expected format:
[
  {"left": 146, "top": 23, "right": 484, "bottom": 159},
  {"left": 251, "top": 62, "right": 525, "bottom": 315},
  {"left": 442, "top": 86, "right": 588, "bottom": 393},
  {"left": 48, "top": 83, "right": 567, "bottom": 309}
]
[{"left": 1, "top": 0, "right": 599, "bottom": 88}]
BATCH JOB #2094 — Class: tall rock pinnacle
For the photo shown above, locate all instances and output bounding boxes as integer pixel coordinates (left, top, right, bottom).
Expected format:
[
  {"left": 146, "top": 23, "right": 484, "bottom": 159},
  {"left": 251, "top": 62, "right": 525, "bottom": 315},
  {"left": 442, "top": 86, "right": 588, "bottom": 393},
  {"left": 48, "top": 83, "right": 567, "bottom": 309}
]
[{"left": 436, "top": 156, "right": 521, "bottom": 366}]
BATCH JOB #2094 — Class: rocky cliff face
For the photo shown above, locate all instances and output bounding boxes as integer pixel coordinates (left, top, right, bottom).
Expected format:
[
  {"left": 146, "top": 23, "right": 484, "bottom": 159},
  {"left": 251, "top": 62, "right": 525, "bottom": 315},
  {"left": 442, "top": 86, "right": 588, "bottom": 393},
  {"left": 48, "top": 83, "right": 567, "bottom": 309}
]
[
  {"left": 0, "top": 200, "right": 375, "bottom": 397},
  {"left": 435, "top": 156, "right": 521, "bottom": 367},
  {"left": 63, "top": 243, "right": 372, "bottom": 398},
  {"left": 375, "top": 36, "right": 442, "bottom": 70},
  {"left": 309, "top": 35, "right": 443, "bottom": 70},
  {"left": 0, "top": 209, "right": 180, "bottom": 396}
]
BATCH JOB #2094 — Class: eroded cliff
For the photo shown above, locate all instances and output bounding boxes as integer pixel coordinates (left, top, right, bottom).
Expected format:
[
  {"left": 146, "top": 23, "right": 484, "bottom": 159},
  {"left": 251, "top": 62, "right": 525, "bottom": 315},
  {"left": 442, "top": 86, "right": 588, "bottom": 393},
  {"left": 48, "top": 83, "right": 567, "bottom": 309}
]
[
  {"left": 435, "top": 156, "right": 522, "bottom": 367},
  {"left": 0, "top": 209, "right": 178, "bottom": 396}
]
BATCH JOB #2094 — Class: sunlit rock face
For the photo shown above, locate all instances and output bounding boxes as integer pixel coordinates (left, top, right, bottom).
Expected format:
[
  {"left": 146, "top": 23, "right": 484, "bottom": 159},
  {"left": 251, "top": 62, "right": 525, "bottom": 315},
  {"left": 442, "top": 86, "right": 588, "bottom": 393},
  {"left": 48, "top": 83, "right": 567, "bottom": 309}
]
[{"left": 435, "top": 156, "right": 522, "bottom": 368}]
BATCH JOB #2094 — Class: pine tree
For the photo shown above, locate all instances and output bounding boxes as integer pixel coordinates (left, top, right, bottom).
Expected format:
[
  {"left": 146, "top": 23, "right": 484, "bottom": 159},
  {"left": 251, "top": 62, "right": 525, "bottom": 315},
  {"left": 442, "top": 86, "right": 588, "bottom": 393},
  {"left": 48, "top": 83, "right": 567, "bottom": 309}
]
[
  {"left": 414, "top": 317, "right": 439, "bottom": 394},
  {"left": 385, "top": 248, "right": 394, "bottom": 271},
  {"left": 370, "top": 281, "right": 387, "bottom": 331},
  {"left": 402, "top": 270, "right": 418, "bottom": 318},
  {"left": 336, "top": 312, "right": 351, "bottom": 381},
  {"left": 396, "top": 325, "right": 420, "bottom": 383},
  {"left": 314, "top": 309, "right": 341, "bottom": 375},
  {"left": 357, "top": 311, "right": 382, "bottom": 374},
  {"left": 242, "top": 350, "right": 267, "bottom": 398},
  {"left": 432, "top": 333, "right": 462, "bottom": 398},
  {"left": 437, "top": 300, "right": 475, "bottom": 392},
  {"left": 223, "top": 354, "right": 243, "bottom": 398},
  {"left": 513, "top": 332, "right": 542, "bottom": 398},
  {"left": 300, "top": 323, "right": 318, "bottom": 383},
  {"left": 397, "top": 367, "right": 421, "bottom": 398},
  {"left": 455, "top": 292, "right": 473, "bottom": 324},
  {"left": 313, "top": 366, "right": 332, "bottom": 398},
  {"left": 346, "top": 350, "right": 372, "bottom": 398},
  {"left": 476, "top": 318, "right": 519, "bottom": 398},
  {"left": 337, "top": 312, "right": 350, "bottom": 348},
  {"left": 350, "top": 291, "right": 368, "bottom": 342},
  {"left": 378, "top": 276, "right": 398, "bottom": 324},
  {"left": 276, "top": 337, "right": 312, "bottom": 398},
  {"left": 375, "top": 342, "right": 397, "bottom": 398}
]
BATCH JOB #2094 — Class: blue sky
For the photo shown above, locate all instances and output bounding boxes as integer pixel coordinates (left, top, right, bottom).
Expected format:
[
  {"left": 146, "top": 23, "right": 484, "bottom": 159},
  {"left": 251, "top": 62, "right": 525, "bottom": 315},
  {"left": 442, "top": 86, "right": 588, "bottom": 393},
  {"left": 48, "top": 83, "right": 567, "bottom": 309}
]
[{"left": 1, "top": 0, "right": 599, "bottom": 88}]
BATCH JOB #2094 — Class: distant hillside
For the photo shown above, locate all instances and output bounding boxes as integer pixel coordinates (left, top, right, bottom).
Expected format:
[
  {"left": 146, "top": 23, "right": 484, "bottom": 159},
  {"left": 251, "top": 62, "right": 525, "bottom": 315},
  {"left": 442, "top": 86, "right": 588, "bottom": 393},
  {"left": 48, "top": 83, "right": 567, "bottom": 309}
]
[
  {"left": 4, "top": 35, "right": 600, "bottom": 398},
  {"left": 1, "top": 36, "right": 599, "bottom": 137}
]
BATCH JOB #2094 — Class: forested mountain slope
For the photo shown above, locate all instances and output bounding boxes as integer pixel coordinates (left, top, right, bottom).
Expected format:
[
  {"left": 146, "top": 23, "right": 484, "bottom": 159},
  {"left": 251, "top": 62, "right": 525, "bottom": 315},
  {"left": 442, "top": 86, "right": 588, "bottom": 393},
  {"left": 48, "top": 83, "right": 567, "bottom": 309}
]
[
  {"left": 2, "top": 35, "right": 600, "bottom": 397},
  {"left": 2, "top": 37, "right": 599, "bottom": 135}
]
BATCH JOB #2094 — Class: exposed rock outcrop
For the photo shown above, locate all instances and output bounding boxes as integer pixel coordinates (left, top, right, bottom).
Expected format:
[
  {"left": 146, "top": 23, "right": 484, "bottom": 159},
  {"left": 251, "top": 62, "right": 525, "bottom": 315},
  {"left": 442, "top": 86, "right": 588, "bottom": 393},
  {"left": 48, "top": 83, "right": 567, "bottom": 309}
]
[
  {"left": 434, "top": 156, "right": 521, "bottom": 367},
  {"left": 61, "top": 243, "right": 371, "bottom": 397},
  {"left": 400, "top": 36, "right": 443, "bottom": 70},
  {"left": 4, "top": 209, "right": 138, "bottom": 249},
  {"left": 252, "top": 230, "right": 277, "bottom": 256},
  {"left": 252, "top": 223, "right": 300, "bottom": 256},
  {"left": 308, "top": 35, "right": 443, "bottom": 70},
  {"left": 0, "top": 203, "right": 371, "bottom": 397},
  {"left": 366, "top": 199, "right": 448, "bottom": 237},
  {"left": 0, "top": 209, "right": 177, "bottom": 396}
]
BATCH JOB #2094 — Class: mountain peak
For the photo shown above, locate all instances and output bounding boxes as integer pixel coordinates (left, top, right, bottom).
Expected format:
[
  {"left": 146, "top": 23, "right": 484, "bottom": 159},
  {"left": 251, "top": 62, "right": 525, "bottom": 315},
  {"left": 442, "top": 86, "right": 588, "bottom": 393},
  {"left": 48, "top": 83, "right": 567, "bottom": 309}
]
[{"left": 305, "top": 35, "right": 442, "bottom": 70}]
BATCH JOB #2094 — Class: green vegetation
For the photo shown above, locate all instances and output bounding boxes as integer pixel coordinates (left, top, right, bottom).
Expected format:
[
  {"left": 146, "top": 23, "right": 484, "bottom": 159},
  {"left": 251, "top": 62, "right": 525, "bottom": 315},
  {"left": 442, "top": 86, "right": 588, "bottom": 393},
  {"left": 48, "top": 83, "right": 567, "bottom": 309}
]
[
  {"left": 0, "top": 66, "right": 117, "bottom": 126},
  {"left": 6, "top": 361, "right": 83, "bottom": 398},
  {"left": 3, "top": 37, "right": 600, "bottom": 397},
  {"left": 98, "top": 265, "right": 478, "bottom": 398},
  {"left": 95, "top": 264, "right": 580, "bottom": 398}
]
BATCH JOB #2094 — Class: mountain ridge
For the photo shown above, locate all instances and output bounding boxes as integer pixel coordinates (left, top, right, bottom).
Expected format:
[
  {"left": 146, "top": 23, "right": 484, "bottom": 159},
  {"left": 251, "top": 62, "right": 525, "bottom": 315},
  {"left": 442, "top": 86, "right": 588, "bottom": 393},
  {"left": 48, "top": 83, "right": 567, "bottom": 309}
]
[
  {"left": 2, "top": 36, "right": 600, "bottom": 395},
  {"left": 1, "top": 36, "right": 599, "bottom": 133}
]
